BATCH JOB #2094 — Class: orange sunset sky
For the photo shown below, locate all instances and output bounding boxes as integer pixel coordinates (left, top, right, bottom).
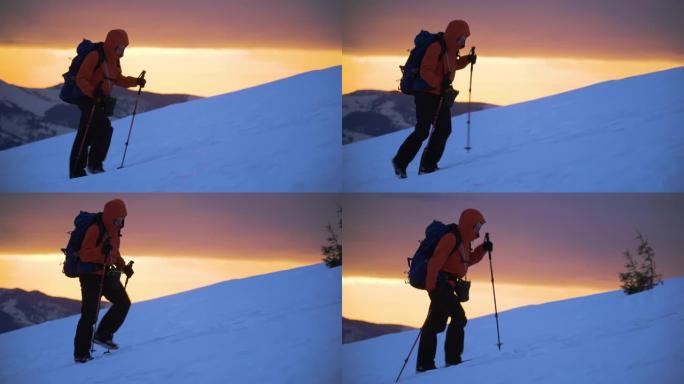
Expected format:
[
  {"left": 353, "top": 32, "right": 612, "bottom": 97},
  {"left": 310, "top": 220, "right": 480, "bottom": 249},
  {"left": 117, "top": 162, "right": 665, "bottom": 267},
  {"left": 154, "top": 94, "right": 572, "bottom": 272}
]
[
  {"left": 343, "top": 194, "right": 684, "bottom": 327},
  {"left": 0, "top": 194, "right": 340, "bottom": 303},
  {"left": 342, "top": 0, "right": 684, "bottom": 105},
  {"left": 0, "top": 0, "right": 341, "bottom": 96}
]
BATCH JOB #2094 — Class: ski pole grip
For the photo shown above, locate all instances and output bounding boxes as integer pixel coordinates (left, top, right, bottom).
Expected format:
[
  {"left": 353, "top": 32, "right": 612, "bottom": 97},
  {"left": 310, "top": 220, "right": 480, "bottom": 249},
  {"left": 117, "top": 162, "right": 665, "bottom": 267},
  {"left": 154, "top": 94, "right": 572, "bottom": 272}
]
[{"left": 139, "top": 70, "right": 146, "bottom": 79}]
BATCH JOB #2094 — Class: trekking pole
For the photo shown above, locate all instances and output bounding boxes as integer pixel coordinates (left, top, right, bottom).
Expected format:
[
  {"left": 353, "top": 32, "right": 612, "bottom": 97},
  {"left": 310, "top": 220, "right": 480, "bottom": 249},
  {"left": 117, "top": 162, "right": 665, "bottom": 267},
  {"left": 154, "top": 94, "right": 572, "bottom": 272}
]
[
  {"left": 90, "top": 254, "right": 109, "bottom": 353},
  {"left": 124, "top": 260, "right": 134, "bottom": 289},
  {"left": 486, "top": 232, "right": 502, "bottom": 350},
  {"left": 118, "top": 70, "right": 146, "bottom": 169},
  {"left": 395, "top": 308, "right": 431, "bottom": 383},
  {"left": 465, "top": 46, "right": 476, "bottom": 152},
  {"left": 74, "top": 102, "right": 97, "bottom": 169}
]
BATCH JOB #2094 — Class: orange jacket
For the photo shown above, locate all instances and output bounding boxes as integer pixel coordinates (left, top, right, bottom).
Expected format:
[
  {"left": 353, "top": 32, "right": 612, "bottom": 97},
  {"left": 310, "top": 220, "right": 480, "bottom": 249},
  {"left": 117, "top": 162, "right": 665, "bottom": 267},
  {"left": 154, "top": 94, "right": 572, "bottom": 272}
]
[
  {"left": 76, "top": 29, "right": 139, "bottom": 98},
  {"left": 80, "top": 199, "right": 128, "bottom": 275},
  {"left": 426, "top": 208, "right": 487, "bottom": 292},
  {"left": 420, "top": 20, "right": 471, "bottom": 96}
]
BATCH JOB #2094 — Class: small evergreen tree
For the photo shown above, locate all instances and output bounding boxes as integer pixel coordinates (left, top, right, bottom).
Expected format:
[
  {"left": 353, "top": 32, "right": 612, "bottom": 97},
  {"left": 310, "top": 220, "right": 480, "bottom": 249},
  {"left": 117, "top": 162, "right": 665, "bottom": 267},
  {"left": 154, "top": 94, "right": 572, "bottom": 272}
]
[
  {"left": 619, "top": 231, "right": 663, "bottom": 294},
  {"left": 322, "top": 205, "right": 342, "bottom": 268}
]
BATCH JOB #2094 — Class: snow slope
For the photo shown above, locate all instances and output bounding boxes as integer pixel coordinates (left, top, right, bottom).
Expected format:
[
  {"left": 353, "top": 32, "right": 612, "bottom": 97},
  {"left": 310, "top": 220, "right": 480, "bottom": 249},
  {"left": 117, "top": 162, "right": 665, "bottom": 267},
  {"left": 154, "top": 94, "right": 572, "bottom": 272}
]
[
  {"left": 0, "top": 67, "right": 341, "bottom": 192},
  {"left": 343, "top": 277, "right": 684, "bottom": 384},
  {"left": 344, "top": 67, "right": 684, "bottom": 192},
  {"left": 0, "top": 264, "right": 341, "bottom": 384}
]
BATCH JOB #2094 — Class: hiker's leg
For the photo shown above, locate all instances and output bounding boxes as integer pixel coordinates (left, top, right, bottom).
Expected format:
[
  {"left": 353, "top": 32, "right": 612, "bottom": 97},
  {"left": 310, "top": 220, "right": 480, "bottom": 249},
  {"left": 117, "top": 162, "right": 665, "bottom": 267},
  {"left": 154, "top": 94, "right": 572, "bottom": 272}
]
[
  {"left": 73, "top": 274, "right": 101, "bottom": 357},
  {"left": 394, "top": 92, "right": 439, "bottom": 169},
  {"left": 88, "top": 109, "right": 113, "bottom": 170},
  {"left": 417, "top": 284, "right": 449, "bottom": 369},
  {"left": 445, "top": 299, "right": 467, "bottom": 364},
  {"left": 420, "top": 99, "right": 452, "bottom": 170},
  {"left": 69, "top": 100, "right": 95, "bottom": 176},
  {"left": 96, "top": 275, "right": 130, "bottom": 339}
]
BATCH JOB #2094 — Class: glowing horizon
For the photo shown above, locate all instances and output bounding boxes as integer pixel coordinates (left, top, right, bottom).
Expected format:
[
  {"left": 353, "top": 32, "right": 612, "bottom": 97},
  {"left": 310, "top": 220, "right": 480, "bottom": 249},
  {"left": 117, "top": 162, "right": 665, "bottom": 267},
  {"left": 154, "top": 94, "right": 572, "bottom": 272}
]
[
  {"left": 342, "top": 54, "right": 684, "bottom": 105},
  {"left": 0, "top": 253, "right": 317, "bottom": 303},
  {"left": 0, "top": 45, "right": 341, "bottom": 97},
  {"left": 343, "top": 275, "right": 612, "bottom": 328}
]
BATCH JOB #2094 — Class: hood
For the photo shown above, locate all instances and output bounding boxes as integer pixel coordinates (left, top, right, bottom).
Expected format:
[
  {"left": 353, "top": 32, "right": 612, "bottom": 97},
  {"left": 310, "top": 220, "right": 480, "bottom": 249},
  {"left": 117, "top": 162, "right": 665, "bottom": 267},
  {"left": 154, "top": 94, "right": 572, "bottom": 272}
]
[
  {"left": 103, "top": 199, "right": 127, "bottom": 235},
  {"left": 458, "top": 208, "right": 485, "bottom": 243},
  {"left": 104, "top": 29, "right": 129, "bottom": 59},
  {"left": 444, "top": 19, "right": 470, "bottom": 52}
]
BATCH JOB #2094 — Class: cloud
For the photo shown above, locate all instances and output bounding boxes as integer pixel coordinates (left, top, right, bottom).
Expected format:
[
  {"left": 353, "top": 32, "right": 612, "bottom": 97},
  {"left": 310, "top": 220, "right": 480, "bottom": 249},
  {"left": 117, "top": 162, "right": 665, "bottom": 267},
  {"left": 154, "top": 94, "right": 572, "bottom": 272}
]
[
  {"left": 0, "top": 0, "right": 340, "bottom": 49},
  {"left": 342, "top": 0, "right": 684, "bottom": 59}
]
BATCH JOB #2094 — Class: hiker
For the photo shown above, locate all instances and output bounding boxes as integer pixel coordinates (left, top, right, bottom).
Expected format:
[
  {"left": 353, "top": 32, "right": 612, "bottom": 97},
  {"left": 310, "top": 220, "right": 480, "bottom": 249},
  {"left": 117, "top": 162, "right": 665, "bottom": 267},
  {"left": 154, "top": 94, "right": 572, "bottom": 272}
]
[
  {"left": 393, "top": 20, "right": 476, "bottom": 178},
  {"left": 73, "top": 199, "right": 134, "bottom": 363},
  {"left": 416, "top": 208, "right": 492, "bottom": 372},
  {"left": 69, "top": 29, "right": 146, "bottom": 178}
]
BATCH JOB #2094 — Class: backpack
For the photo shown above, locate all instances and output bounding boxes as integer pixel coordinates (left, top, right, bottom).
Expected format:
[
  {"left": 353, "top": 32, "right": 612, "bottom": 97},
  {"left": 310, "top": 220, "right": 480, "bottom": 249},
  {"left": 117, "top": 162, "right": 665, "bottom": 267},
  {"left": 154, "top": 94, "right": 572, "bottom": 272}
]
[
  {"left": 407, "top": 220, "right": 461, "bottom": 289},
  {"left": 59, "top": 39, "right": 105, "bottom": 104},
  {"left": 399, "top": 31, "right": 447, "bottom": 95},
  {"left": 61, "top": 211, "right": 107, "bottom": 277}
]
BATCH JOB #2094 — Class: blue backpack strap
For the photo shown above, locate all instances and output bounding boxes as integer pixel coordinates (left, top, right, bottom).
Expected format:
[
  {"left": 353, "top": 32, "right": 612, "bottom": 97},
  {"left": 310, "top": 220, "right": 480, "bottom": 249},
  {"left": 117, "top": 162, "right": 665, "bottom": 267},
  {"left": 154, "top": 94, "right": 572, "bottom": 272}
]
[{"left": 94, "top": 212, "right": 107, "bottom": 246}]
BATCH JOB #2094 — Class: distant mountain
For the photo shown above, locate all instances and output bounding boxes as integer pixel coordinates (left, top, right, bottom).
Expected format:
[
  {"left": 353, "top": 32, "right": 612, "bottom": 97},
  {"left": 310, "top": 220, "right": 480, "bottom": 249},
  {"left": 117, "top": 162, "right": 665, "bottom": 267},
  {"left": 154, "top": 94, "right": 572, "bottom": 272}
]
[
  {"left": 0, "top": 288, "right": 84, "bottom": 333},
  {"left": 342, "top": 90, "right": 498, "bottom": 144},
  {"left": 343, "top": 317, "right": 415, "bottom": 344},
  {"left": 0, "top": 79, "right": 199, "bottom": 150}
]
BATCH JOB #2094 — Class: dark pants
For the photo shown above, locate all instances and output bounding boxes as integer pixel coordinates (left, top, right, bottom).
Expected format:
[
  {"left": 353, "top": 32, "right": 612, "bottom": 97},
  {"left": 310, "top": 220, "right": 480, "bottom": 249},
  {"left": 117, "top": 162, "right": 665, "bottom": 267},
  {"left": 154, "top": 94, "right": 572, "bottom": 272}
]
[
  {"left": 417, "top": 280, "right": 467, "bottom": 369},
  {"left": 73, "top": 273, "right": 130, "bottom": 357},
  {"left": 69, "top": 99, "right": 113, "bottom": 177},
  {"left": 394, "top": 92, "right": 452, "bottom": 171}
]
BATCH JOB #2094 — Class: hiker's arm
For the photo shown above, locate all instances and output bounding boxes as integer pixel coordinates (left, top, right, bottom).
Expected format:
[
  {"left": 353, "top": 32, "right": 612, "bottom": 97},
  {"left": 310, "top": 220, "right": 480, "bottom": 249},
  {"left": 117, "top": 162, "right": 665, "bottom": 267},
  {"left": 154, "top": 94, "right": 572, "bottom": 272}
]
[
  {"left": 468, "top": 244, "right": 486, "bottom": 266},
  {"left": 419, "top": 43, "right": 443, "bottom": 90},
  {"left": 115, "top": 75, "right": 139, "bottom": 88},
  {"left": 426, "top": 234, "right": 456, "bottom": 292},
  {"left": 455, "top": 54, "right": 470, "bottom": 70},
  {"left": 76, "top": 52, "right": 100, "bottom": 97},
  {"left": 79, "top": 226, "right": 105, "bottom": 264}
]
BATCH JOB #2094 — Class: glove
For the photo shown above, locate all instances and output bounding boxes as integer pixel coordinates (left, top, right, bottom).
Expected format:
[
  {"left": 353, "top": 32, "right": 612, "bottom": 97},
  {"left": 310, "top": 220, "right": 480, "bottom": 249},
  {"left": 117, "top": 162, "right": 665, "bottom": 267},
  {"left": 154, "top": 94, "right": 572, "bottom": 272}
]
[
  {"left": 483, "top": 238, "right": 493, "bottom": 252},
  {"left": 123, "top": 262, "right": 134, "bottom": 278},
  {"left": 467, "top": 54, "right": 477, "bottom": 65},
  {"left": 137, "top": 77, "right": 146, "bottom": 88}
]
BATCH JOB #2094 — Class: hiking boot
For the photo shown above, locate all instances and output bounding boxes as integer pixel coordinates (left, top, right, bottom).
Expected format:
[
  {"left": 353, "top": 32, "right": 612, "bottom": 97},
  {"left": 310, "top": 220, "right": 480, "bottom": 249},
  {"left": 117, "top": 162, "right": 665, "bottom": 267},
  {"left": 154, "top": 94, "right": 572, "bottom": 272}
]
[
  {"left": 74, "top": 353, "right": 93, "bottom": 363},
  {"left": 93, "top": 334, "right": 119, "bottom": 350},
  {"left": 445, "top": 357, "right": 462, "bottom": 367},
  {"left": 87, "top": 165, "right": 105, "bottom": 174},
  {"left": 416, "top": 363, "right": 437, "bottom": 373},
  {"left": 70, "top": 169, "right": 87, "bottom": 179},
  {"left": 392, "top": 158, "right": 407, "bottom": 179},
  {"left": 418, "top": 165, "right": 439, "bottom": 175}
]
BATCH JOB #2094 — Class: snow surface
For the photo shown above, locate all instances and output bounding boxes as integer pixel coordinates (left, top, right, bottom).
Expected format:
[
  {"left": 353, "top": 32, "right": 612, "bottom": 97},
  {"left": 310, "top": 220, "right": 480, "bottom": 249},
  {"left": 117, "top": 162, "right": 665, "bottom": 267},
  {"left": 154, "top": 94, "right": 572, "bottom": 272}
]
[
  {"left": 344, "top": 67, "right": 684, "bottom": 192},
  {"left": 0, "top": 67, "right": 341, "bottom": 192},
  {"left": 0, "top": 264, "right": 341, "bottom": 384},
  {"left": 343, "top": 277, "right": 684, "bottom": 384}
]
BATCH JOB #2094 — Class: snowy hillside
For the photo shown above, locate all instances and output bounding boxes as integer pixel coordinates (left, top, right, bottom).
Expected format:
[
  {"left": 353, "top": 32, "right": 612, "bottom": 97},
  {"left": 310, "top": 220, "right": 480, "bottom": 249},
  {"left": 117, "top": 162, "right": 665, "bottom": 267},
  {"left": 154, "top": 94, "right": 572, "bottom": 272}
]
[
  {"left": 0, "top": 264, "right": 341, "bottom": 384},
  {"left": 344, "top": 67, "right": 684, "bottom": 192},
  {"left": 0, "top": 67, "right": 341, "bottom": 192},
  {"left": 343, "top": 277, "right": 684, "bottom": 384},
  {"left": 0, "top": 79, "right": 197, "bottom": 150}
]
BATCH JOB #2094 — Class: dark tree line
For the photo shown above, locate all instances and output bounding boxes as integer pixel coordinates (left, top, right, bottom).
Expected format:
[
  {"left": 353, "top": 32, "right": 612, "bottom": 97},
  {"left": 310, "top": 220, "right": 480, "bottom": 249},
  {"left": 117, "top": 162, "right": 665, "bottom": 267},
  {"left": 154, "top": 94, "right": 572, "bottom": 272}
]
[
  {"left": 619, "top": 231, "right": 662, "bottom": 294},
  {"left": 322, "top": 205, "right": 342, "bottom": 268}
]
